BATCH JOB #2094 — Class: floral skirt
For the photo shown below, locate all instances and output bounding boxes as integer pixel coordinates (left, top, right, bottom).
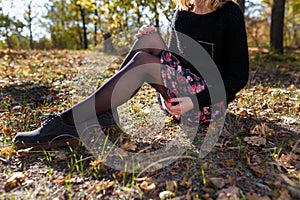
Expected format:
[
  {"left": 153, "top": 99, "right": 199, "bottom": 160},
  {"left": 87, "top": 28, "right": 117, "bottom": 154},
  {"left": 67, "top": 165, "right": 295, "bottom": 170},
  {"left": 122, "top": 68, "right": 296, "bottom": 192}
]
[{"left": 157, "top": 50, "right": 225, "bottom": 125}]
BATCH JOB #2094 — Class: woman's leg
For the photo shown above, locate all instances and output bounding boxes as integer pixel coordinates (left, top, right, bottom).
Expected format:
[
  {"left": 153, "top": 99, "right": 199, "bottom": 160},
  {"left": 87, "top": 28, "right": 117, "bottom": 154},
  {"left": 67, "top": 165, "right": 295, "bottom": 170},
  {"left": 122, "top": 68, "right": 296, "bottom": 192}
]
[
  {"left": 103, "top": 32, "right": 168, "bottom": 118},
  {"left": 117, "top": 32, "right": 168, "bottom": 99},
  {"left": 13, "top": 33, "right": 169, "bottom": 149},
  {"left": 61, "top": 51, "right": 169, "bottom": 125},
  {"left": 61, "top": 33, "right": 168, "bottom": 125},
  {"left": 119, "top": 32, "right": 167, "bottom": 69}
]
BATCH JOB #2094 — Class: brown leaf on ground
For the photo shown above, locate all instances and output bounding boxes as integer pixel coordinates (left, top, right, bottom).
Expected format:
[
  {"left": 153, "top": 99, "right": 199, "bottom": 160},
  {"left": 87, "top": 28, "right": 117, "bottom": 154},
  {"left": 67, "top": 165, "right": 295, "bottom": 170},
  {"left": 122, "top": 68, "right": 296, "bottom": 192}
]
[
  {"left": 139, "top": 181, "right": 156, "bottom": 191},
  {"left": 69, "top": 176, "right": 84, "bottom": 184},
  {"left": 52, "top": 151, "right": 69, "bottom": 161},
  {"left": 244, "top": 136, "right": 266, "bottom": 146},
  {"left": 246, "top": 192, "right": 271, "bottom": 200},
  {"left": 207, "top": 177, "right": 225, "bottom": 189},
  {"left": 251, "top": 123, "right": 274, "bottom": 137},
  {"left": 52, "top": 175, "right": 84, "bottom": 184},
  {"left": 236, "top": 108, "right": 254, "bottom": 117},
  {"left": 277, "top": 188, "right": 291, "bottom": 200},
  {"left": 246, "top": 153, "right": 266, "bottom": 178},
  {"left": 159, "top": 191, "right": 175, "bottom": 199},
  {"left": 52, "top": 177, "right": 66, "bottom": 184},
  {"left": 115, "top": 171, "right": 127, "bottom": 181},
  {"left": 221, "top": 159, "right": 235, "bottom": 167},
  {"left": 0, "top": 147, "right": 17, "bottom": 156},
  {"left": 216, "top": 186, "right": 241, "bottom": 200},
  {"left": 134, "top": 176, "right": 148, "bottom": 182},
  {"left": 179, "top": 176, "right": 193, "bottom": 188},
  {"left": 90, "top": 157, "right": 105, "bottom": 167},
  {"left": 86, "top": 180, "right": 114, "bottom": 194},
  {"left": 4, "top": 172, "right": 26, "bottom": 192},
  {"left": 121, "top": 141, "right": 137, "bottom": 151}
]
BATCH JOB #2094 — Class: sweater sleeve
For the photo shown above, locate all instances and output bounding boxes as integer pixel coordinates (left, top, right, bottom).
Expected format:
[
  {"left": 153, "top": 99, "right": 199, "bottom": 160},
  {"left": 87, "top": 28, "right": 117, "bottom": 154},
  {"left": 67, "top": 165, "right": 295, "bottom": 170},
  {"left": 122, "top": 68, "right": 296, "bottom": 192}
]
[
  {"left": 222, "top": 3, "right": 249, "bottom": 100},
  {"left": 195, "top": 3, "right": 249, "bottom": 107}
]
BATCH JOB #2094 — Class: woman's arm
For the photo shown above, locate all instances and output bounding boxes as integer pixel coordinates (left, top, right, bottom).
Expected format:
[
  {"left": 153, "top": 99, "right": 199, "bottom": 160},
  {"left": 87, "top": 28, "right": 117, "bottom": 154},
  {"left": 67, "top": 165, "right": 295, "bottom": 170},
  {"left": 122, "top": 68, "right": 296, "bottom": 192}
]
[{"left": 221, "top": 3, "right": 249, "bottom": 100}]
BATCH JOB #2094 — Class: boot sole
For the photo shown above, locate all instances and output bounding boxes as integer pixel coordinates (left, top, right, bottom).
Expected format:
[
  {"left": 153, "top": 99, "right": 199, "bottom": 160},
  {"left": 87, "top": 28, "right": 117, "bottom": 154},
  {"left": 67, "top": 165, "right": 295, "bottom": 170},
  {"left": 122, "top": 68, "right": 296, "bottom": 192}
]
[
  {"left": 13, "top": 125, "right": 122, "bottom": 150},
  {"left": 14, "top": 138, "right": 82, "bottom": 150}
]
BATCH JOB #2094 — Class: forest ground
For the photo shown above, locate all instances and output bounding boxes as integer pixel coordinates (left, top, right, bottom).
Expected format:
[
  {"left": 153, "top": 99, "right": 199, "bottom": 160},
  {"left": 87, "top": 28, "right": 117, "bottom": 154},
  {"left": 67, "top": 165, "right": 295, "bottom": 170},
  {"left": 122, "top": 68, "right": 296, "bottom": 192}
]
[{"left": 0, "top": 49, "right": 299, "bottom": 199}]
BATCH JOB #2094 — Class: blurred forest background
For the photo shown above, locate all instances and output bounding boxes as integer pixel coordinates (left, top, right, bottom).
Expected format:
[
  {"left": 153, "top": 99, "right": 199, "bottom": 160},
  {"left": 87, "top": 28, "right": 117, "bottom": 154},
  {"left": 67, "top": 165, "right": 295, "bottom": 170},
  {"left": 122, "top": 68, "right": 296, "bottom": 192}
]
[
  {"left": 0, "top": 1, "right": 299, "bottom": 198},
  {"left": 0, "top": 0, "right": 299, "bottom": 54}
]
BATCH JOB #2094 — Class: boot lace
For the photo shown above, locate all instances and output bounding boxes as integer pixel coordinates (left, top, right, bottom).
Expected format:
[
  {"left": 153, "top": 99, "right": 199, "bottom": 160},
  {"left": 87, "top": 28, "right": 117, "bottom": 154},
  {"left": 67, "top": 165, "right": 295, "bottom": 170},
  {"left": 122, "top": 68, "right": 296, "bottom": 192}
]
[{"left": 40, "top": 114, "right": 61, "bottom": 126}]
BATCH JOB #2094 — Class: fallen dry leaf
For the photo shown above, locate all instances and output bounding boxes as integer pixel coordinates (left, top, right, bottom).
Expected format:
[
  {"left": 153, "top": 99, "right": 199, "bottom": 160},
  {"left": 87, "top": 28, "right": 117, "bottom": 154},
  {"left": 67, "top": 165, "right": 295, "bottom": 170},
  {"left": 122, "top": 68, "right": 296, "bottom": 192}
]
[
  {"left": 86, "top": 180, "right": 114, "bottom": 194},
  {"left": 246, "top": 192, "right": 271, "bottom": 200},
  {"left": 52, "top": 151, "right": 69, "bottom": 161},
  {"left": 216, "top": 186, "right": 241, "bottom": 200},
  {"left": 179, "top": 176, "right": 192, "bottom": 188},
  {"left": 5, "top": 172, "right": 26, "bottom": 192},
  {"left": 221, "top": 159, "right": 235, "bottom": 167},
  {"left": 251, "top": 123, "right": 274, "bottom": 137},
  {"left": 95, "top": 180, "right": 114, "bottom": 191},
  {"left": 121, "top": 141, "right": 137, "bottom": 151},
  {"left": 236, "top": 108, "right": 254, "bottom": 117},
  {"left": 53, "top": 175, "right": 84, "bottom": 184},
  {"left": 115, "top": 171, "right": 127, "bottom": 181},
  {"left": 246, "top": 154, "right": 266, "bottom": 178},
  {"left": 69, "top": 176, "right": 84, "bottom": 184},
  {"left": 139, "top": 181, "right": 156, "bottom": 191},
  {"left": 207, "top": 177, "right": 225, "bottom": 189},
  {"left": 244, "top": 136, "right": 266, "bottom": 146},
  {"left": 159, "top": 191, "right": 175, "bottom": 200},
  {"left": 52, "top": 177, "right": 66, "bottom": 184},
  {"left": 134, "top": 176, "right": 148, "bottom": 182},
  {"left": 90, "top": 157, "right": 105, "bottom": 167},
  {"left": 0, "top": 147, "right": 17, "bottom": 156},
  {"left": 277, "top": 188, "right": 291, "bottom": 200}
]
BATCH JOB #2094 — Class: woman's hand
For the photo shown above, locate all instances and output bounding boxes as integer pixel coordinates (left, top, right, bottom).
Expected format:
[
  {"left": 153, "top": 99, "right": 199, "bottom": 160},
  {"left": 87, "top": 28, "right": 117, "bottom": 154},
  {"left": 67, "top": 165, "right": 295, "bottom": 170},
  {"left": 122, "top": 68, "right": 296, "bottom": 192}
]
[
  {"left": 136, "top": 25, "right": 157, "bottom": 38},
  {"left": 164, "top": 97, "right": 194, "bottom": 116}
]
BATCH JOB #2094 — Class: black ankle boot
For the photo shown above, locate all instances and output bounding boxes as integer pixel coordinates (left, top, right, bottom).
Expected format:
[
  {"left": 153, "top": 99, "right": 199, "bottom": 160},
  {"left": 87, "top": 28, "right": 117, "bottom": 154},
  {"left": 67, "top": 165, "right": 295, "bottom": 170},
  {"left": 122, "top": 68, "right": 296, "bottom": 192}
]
[{"left": 13, "top": 111, "right": 119, "bottom": 150}]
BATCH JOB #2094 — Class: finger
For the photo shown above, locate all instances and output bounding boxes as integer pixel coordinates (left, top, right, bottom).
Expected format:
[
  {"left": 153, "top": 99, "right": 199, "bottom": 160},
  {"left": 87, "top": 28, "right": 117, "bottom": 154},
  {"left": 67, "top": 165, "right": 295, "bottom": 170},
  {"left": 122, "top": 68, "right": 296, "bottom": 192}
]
[
  {"left": 164, "top": 101, "right": 172, "bottom": 110},
  {"left": 140, "top": 26, "right": 156, "bottom": 34},
  {"left": 169, "top": 98, "right": 182, "bottom": 103},
  {"left": 166, "top": 104, "right": 182, "bottom": 115},
  {"left": 170, "top": 104, "right": 182, "bottom": 113},
  {"left": 145, "top": 26, "right": 156, "bottom": 32},
  {"left": 140, "top": 30, "right": 151, "bottom": 35},
  {"left": 136, "top": 33, "right": 142, "bottom": 39},
  {"left": 150, "top": 26, "right": 157, "bottom": 32},
  {"left": 164, "top": 102, "right": 178, "bottom": 115}
]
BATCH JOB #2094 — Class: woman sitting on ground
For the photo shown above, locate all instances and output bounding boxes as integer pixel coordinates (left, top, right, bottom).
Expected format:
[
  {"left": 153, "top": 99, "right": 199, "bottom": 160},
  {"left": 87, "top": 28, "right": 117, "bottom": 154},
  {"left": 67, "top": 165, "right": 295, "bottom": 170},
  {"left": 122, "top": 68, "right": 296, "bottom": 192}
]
[{"left": 13, "top": 0, "right": 249, "bottom": 149}]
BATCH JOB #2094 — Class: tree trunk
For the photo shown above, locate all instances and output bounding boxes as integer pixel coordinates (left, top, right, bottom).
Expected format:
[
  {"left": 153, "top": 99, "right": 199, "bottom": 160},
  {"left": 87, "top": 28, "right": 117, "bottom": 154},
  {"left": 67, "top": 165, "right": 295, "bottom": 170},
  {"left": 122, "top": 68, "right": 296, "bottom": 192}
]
[
  {"left": 94, "top": 8, "right": 98, "bottom": 47},
  {"left": 4, "top": 16, "right": 12, "bottom": 49},
  {"left": 28, "top": 1, "right": 33, "bottom": 49},
  {"left": 103, "top": 32, "right": 114, "bottom": 53},
  {"left": 154, "top": 1, "right": 160, "bottom": 29},
  {"left": 236, "top": 0, "right": 245, "bottom": 14},
  {"left": 93, "top": 2, "right": 98, "bottom": 47},
  {"left": 24, "top": 0, "right": 34, "bottom": 49},
  {"left": 79, "top": 5, "right": 88, "bottom": 49},
  {"left": 136, "top": 5, "right": 142, "bottom": 28},
  {"left": 270, "top": 0, "right": 286, "bottom": 54}
]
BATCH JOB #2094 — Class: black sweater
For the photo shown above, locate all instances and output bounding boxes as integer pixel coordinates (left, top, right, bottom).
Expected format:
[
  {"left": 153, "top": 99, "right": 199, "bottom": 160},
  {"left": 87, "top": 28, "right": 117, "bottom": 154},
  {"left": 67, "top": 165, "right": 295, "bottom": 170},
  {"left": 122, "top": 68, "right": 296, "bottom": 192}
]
[{"left": 168, "top": 1, "right": 249, "bottom": 107}]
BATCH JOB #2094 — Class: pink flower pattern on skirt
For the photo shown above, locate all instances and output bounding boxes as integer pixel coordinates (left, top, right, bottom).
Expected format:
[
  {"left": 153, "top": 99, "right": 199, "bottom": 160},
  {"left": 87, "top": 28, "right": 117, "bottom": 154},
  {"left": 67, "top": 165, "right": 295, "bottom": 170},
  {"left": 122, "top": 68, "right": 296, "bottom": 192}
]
[{"left": 157, "top": 50, "right": 225, "bottom": 125}]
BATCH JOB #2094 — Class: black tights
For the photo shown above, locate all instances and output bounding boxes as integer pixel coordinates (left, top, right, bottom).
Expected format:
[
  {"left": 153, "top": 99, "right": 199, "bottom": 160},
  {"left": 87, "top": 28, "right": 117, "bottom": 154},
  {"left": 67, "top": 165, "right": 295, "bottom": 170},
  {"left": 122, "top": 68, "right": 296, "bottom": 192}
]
[{"left": 60, "top": 32, "right": 168, "bottom": 125}]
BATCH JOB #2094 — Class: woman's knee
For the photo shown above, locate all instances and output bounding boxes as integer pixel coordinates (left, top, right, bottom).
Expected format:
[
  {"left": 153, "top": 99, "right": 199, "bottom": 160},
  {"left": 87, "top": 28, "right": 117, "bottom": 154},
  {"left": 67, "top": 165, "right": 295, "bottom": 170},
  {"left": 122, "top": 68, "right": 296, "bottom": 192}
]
[
  {"left": 135, "top": 32, "right": 166, "bottom": 55},
  {"left": 132, "top": 51, "right": 160, "bottom": 65}
]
